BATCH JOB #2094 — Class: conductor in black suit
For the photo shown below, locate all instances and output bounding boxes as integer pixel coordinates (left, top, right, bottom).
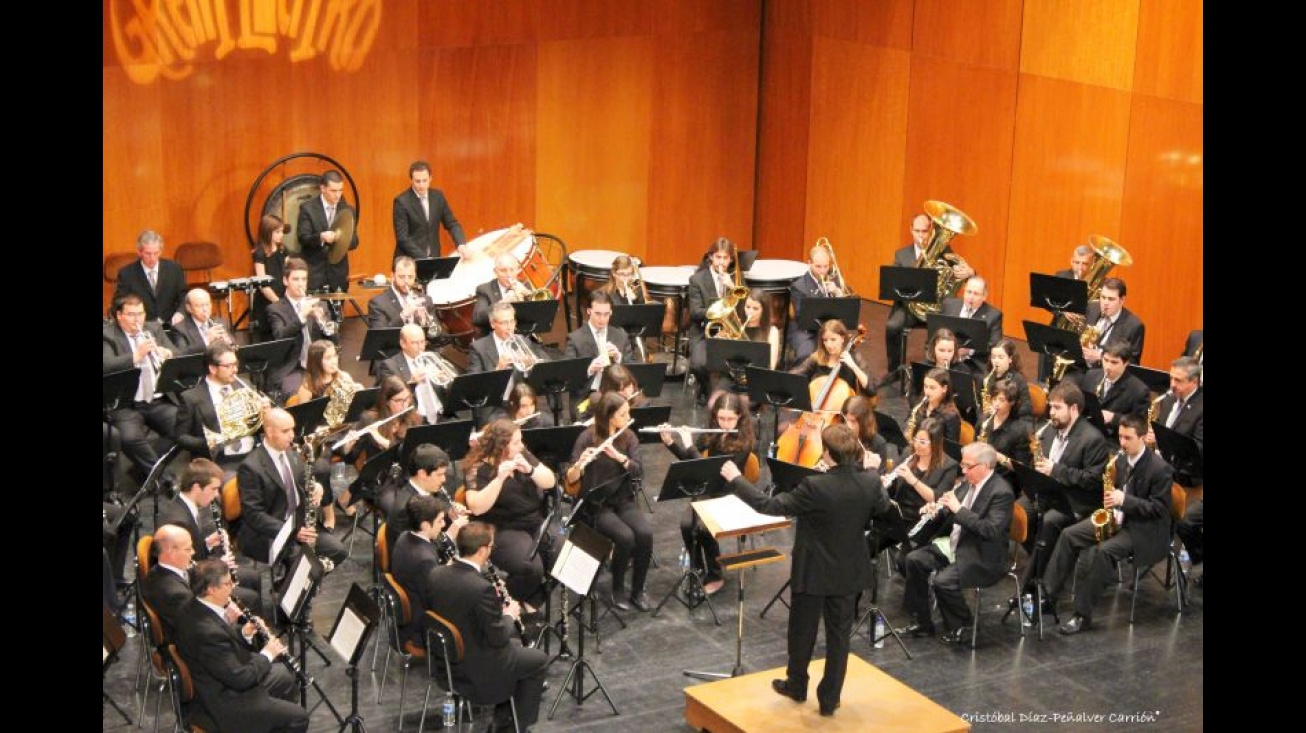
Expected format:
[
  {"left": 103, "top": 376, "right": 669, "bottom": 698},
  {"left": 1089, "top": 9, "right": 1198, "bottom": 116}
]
[
  {"left": 1043, "top": 416, "right": 1173, "bottom": 634},
  {"left": 900, "top": 442, "right": 1015, "bottom": 645},
  {"left": 722, "top": 424, "right": 893, "bottom": 717},
  {"left": 296, "top": 169, "right": 358, "bottom": 293},
  {"left": 392, "top": 160, "right": 466, "bottom": 261},
  {"left": 114, "top": 229, "right": 188, "bottom": 325},
  {"left": 1078, "top": 342, "right": 1151, "bottom": 440},
  {"left": 422, "top": 521, "right": 549, "bottom": 733},
  {"left": 173, "top": 559, "right": 308, "bottom": 733},
  {"left": 938, "top": 276, "right": 1003, "bottom": 375},
  {"left": 1080, "top": 277, "right": 1146, "bottom": 369},
  {"left": 885, "top": 214, "right": 974, "bottom": 381},
  {"left": 563, "top": 291, "right": 634, "bottom": 418}
]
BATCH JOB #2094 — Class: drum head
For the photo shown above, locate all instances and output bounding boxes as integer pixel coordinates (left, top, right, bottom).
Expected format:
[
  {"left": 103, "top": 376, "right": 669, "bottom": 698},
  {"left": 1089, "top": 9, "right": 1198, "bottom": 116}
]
[{"left": 262, "top": 174, "right": 323, "bottom": 256}]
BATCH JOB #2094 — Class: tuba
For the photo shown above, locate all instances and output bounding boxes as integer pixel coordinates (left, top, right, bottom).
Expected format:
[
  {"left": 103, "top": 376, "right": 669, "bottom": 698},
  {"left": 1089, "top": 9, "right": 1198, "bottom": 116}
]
[
  {"left": 1053, "top": 234, "right": 1133, "bottom": 338},
  {"left": 813, "top": 237, "right": 854, "bottom": 297},
  {"left": 907, "top": 201, "right": 979, "bottom": 320},
  {"left": 704, "top": 241, "right": 750, "bottom": 340},
  {"left": 1091, "top": 451, "right": 1121, "bottom": 542}
]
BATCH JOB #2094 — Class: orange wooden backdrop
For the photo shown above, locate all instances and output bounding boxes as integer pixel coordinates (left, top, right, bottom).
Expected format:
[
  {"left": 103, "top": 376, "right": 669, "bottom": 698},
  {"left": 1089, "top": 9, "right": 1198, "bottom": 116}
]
[{"left": 104, "top": 0, "right": 1202, "bottom": 369}]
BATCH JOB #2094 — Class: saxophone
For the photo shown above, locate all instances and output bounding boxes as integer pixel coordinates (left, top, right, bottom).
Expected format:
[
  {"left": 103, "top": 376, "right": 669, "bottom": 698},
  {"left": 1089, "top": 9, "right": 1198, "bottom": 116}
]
[
  {"left": 296, "top": 441, "right": 335, "bottom": 572},
  {"left": 1148, "top": 393, "right": 1165, "bottom": 425},
  {"left": 1091, "top": 452, "right": 1120, "bottom": 542},
  {"left": 1030, "top": 420, "right": 1051, "bottom": 463},
  {"left": 979, "top": 364, "right": 997, "bottom": 416},
  {"left": 905, "top": 396, "right": 929, "bottom": 442}
]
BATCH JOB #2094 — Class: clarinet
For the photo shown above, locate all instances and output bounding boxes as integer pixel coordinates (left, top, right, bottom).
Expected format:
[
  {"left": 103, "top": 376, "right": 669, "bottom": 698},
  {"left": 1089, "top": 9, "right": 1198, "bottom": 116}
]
[
  {"left": 435, "top": 532, "right": 458, "bottom": 565},
  {"left": 230, "top": 596, "right": 313, "bottom": 685},
  {"left": 209, "top": 503, "right": 239, "bottom": 586},
  {"left": 483, "top": 561, "right": 530, "bottom": 645},
  {"left": 296, "top": 441, "right": 335, "bottom": 572}
]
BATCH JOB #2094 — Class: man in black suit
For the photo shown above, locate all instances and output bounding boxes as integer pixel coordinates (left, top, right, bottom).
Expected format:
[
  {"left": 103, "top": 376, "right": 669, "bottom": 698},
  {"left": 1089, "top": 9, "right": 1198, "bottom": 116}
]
[
  {"left": 173, "top": 559, "right": 308, "bottom": 733},
  {"left": 140, "top": 524, "right": 199, "bottom": 638},
  {"left": 885, "top": 214, "right": 974, "bottom": 383},
  {"left": 472, "top": 254, "right": 533, "bottom": 330},
  {"left": 103, "top": 294, "right": 180, "bottom": 477},
  {"left": 392, "top": 160, "right": 466, "bottom": 261},
  {"left": 236, "top": 408, "right": 348, "bottom": 568},
  {"left": 173, "top": 288, "right": 233, "bottom": 354},
  {"left": 265, "top": 257, "right": 334, "bottom": 398},
  {"left": 391, "top": 493, "right": 464, "bottom": 649},
  {"left": 1016, "top": 382, "right": 1111, "bottom": 602},
  {"left": 938, "top": 276, "right": 1003, "bottom": 376},
  {"left": 296, "top": 169, "right": 358, "bottom": 294},
  {"left": 1043, "top": 416, "right": 1173, "bottom": 634},
  {"left": 157, "top": 457, "right": 263, "bottom": 610},
  {"left": 376, "top": 324, "right": 456, "bottom": 423},
  {"left": 423, "top": 522, "right": 549, "bottom": 733},
  {"left": 686, "top": 239, "right": 737, "bottom": 404},
  {"left": 785, "top": 242, "right": 845, "bottom": 367},
  {"left": 900, "top": 442, "right": 1015, "bottom": 645},
  {"left": 174, "top": 342, "right": 265, "bottom": 474},
  {"left": 467, "top": 302, "right": 547, "bottom": 393},
  {"left": 114, "top": 229, "right": 187, "bottom": 325},
  {"left": 563, "top": 291, "right": 633, "bottom": 418},
  {"left": 1151, "top": 357, "right": 1203, "bottom": 573},
  {"left": 386, "top": 444, "right": 452, "bottom": 559},
  {"left": 722, "top": 424, "right": 893, "bottom": 717},
  {"left": 1080, "top": 277, "right": 1145, "bottom": 369},
  {"left": 1079, "top": 342, "right": 1151, "bottom": 441},
  {"left": 366, "top": 256, "right": 436, "bottom": 331},
  {"left": 1039, "top": 243, "right": 1097, "bottom": 381}
]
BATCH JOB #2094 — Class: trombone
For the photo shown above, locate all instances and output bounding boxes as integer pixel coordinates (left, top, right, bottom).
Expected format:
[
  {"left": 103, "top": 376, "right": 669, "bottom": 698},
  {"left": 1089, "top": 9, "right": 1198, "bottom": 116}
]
[{"left": 814, "top": 236, "right": 853, "bottom": 297}]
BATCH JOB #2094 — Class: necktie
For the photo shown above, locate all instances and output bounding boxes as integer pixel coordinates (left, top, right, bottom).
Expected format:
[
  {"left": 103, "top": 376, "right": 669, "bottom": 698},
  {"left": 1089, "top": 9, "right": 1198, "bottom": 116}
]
[
  {"left": 1097, "top": 378, "right": 1109, "bottom": 399},
  {"left": 133, "top": 333, "right": 156, "bottom": 400},
  {"left": 147, "top": 268, "right": 158, "bottom": 292},
  {"left": 1165, "top": 397, "right": 1183, "bottom": 428},
  {"left": 1048, "top": 432, "right": 1068, "bottom": 464},
  {"left": 960, "top": 306, "right": 972, "bottom": 319},
  {"left": 950, "top": 482, "right": 980, "bottom": 555},
  {"left": 420, "top": 196, "right": 429, "bottom": 220},
  {"left": 279, "top": 453, "right": 299, "bottom": 518},
  {"left": 326, "top": 205, "right": 336, "bottom": 225}
]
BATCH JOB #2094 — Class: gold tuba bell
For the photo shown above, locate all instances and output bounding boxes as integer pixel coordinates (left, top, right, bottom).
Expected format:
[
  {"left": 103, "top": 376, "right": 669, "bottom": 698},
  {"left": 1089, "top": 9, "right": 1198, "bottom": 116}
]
[
  {"left": 906, "top": 201, "right": 979, "bottom": 321},
  {"left": 1053, "top": 234, "right": 1133, "bottom": 336},
  {"left": 704, "top": 241, "right": 750, "bottom": 340}
]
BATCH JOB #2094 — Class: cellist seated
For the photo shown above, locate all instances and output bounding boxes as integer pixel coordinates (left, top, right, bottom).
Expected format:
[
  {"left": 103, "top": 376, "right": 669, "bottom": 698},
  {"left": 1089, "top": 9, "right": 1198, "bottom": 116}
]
[{"left": 775, "top": 320, "right": 873, "bottom": 450}]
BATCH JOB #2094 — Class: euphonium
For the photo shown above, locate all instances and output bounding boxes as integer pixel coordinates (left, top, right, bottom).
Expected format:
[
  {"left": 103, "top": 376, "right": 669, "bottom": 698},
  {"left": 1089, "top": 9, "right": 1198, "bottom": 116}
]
[
  {"left": 1053, "top": 235, "right": 1133, "bottom": 334},
  {"left": 323, "top": 373, "right": 361, "bottom": 429},
  {"left": 704, "top": 241, "right": 749, "bottom": 340},
  {"left": 415, "top": 351, "right": 458, "bottom": 387},
  {"left": 1091, "top": 452, "right": 1121, "bottom": 542},
  {"left": 906, "top": 200, "right": 979, "bottom": 320}
]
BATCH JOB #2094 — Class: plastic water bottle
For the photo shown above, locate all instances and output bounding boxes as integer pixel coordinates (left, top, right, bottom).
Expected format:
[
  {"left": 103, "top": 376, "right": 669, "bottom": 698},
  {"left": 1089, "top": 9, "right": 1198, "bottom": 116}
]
[
  {"left": 1179, "top": 548, "right": 1192, "bottom": 575},
  {"left": 680, "top": 549, "right": 691, "bottom": 572},
  {"left": 873, "top": 616, "right": 885, "bottom": 648},
  {"left": 441, "top": 693, "right": 455, "bottom": 728},
  {"left": 1021, "top": 594, "right": 1035, "bottom": 627},
  {"left": 121, "top": 598, "right": 138, "bottom": 638}
]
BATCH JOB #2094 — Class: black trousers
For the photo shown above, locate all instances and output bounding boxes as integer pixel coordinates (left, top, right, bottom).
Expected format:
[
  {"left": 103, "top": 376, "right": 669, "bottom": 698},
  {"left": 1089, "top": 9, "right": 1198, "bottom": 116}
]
[
  {"left": 1042, "top": 518, "right": 1135, "bottom": 619},
  {"left": 593, "top": 500, "right": 653, "bottom": 596},
  {"left": 884, "top": 304, "right": 924, "bottom": 373},
  {"left": 1176, "top": 499, "right": 1203, "bottom": 564},
  {"left": 489, "top": 527, "right": 546, "bottom": 605},
  {"left": 785, "top": 591, "right": 855, "bottom": 711}
]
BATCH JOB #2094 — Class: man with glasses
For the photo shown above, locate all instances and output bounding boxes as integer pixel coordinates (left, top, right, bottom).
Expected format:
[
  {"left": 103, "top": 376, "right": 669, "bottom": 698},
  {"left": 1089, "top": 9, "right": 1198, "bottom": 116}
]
[
  {"left": 884, "top": 213, "right": 974, "bottom": 387},
  {"left": 900, "top": 442, "right": 1013, "bottom": 645},
  {"left": 472, "top": 253, "right": 530, "bottom": 331},
  {"left": 467, "top": 302, "right": 547, "bottom": 389},
  {"left": 563, "top": 291, "right": 633, "bottom": 420},
  {"left": 103, "top": 293, "right": 180, "bottom": 480},
  {"left": 175, "top": 341, "right": 269, "bottom": 474}
]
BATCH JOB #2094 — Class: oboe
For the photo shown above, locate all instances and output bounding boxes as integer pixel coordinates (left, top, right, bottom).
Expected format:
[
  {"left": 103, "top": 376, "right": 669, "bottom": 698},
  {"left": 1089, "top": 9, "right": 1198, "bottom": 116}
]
[{"left": 483, "top": 561, "right": 530, "bottom": 645}]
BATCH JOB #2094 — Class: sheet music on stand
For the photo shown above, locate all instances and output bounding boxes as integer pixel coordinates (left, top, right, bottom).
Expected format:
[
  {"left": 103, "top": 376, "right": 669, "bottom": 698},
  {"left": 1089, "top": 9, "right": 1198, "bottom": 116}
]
[
  {"left": 328, "top": 583, "right": 382, "bottom": 665},
  {"left": 692, "top": 494, "right": 791, "bottom": 538},
  {"left": 548, "top": 522, "right": 611, "bottom": 597},
  {"left": 270, "top": 520, "right": 295, "bottom": 566},
  {"left": 279, "top": 550, "right": 325, "bottom": 619}
]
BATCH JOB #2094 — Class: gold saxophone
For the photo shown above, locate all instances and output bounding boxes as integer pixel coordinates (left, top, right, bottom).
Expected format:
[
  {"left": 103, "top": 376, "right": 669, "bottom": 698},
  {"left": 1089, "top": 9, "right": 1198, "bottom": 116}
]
[
  {"left": 979, "top": 364, "right": 997, "bottom": 416},
  {"left": 1091, "top": 452, "right": 1120, "bottom": 543},
  {"left": 905, "top": 396, "right": 928, "bottom": 442},
  {"left": 1030, "top": 420, "right": 1051, "bottom": 463},
  {"left": 1148, "top": 393, "right": 1165, "bottom": 425}
]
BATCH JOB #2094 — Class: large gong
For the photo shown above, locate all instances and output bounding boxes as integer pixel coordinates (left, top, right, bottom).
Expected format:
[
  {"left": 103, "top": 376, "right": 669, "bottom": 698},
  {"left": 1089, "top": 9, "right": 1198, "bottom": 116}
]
[{"left": 244, "top": 152, "right": 361, "bottom": 256}]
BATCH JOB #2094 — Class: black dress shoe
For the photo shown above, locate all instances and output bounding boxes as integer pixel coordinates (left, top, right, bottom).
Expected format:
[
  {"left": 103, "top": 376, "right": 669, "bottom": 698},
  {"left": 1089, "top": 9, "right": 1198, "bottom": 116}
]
[
  {"left": 819, "top": 701, "right": 841, "bottom": 717},
  {"left": 770, "top": 678, "right": 806, "bottom": 703},
  {"left": 628, "top": 593, "right": 652, "bottom": 612},
  {"left": 609, "top": 595, "right": 631, "bottom": 612},
  {"left": 1058, "top": 615, "right": 1091, "bottom": 635},
  {"left": 900, "top": 622, "right": 935, "bottom": 638},
  {"left": 940, "top": 627, "right": 972, "bottom": 645}
]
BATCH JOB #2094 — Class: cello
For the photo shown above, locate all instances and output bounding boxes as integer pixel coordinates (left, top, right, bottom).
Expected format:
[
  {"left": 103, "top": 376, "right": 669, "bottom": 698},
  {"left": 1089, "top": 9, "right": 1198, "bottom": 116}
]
[{"left": 774, "top": 325, "right": 867, "bottom": 467}]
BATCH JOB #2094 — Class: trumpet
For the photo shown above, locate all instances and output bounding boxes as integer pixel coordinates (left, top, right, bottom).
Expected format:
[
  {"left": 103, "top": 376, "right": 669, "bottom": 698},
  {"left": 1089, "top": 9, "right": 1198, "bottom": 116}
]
[
  {"left": 137, "top": 328, "right": 166, "bottom": 373},
  {"left": 204, "top": 318, "right": 229, "bottom": 343},
  {"left": 304, "top": 297, "right": 338, "bottom": 337},
  {"left": 505, "top": 333, "right": 540, "bottom": 373}
]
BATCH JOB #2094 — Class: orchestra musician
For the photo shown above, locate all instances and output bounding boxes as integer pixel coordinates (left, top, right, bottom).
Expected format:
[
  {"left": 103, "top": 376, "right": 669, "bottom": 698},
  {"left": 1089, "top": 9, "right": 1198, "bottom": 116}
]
[
  {"left": 365, "top": 256, "right": 434, "bottom": 330},
  {"left": 1078, "top": 342, "right": 1151, "bottom": 440},
  {"left": 265, "top": 256, "right": 336, "bottom": 399},
  {"left": 384, "top": 444, "right": 452, "bottom": 559},
  {"left": 659, "top": 392, "right": 757, "bottom": 596},
  {"left": 462, "top": 418, "right": 558, "bottom": 610},
  {"left": 375, "top": 324, "right": 455, "bottom": 424},
  {"left": 293, "top": 339, "right": 367, "bottom": 528},
  {"left": 838, "top": 395, "right": 895, "bottom": 472},
  {"left": 899, "top": 443, "right": 1014, "bottom": 645},
  {"left": 785, "top": 242, "right": 844, "bottom": 367},
  {"left": 173, "top": 288, "right": 233, "bottom": 354},
  {"left": 564, "top": 291, "right": 634, "bottom": 421},
  {"left": 251, "top": 214, "right": 289, "bottom": 341},
  {"left": 174, "top": 343, "right": 262, "bottom": 475},
  {"left": 1041, "top": 415, "right": 1173, "bottom": 635},
  {"left": 390, "top": 493, "right": 466, "bottom": 649},
  {"left": 467, "top": 302, "right": 548, "bottom": 394},
  {"left": 1150, "top": 357, "right": 1203, "bottom": 580},
  {"left": 1078, "top": 277, "right": 1146, "bottom": 369},
  {"left": 915, "top": 329, "right": 963, "bottom": 414},
  {"left": 788, "top": 320, "right": 873, "bottom": 396},
  {"left": 1038, "top": 244, "right": 1098, "bottom": 381},
  {"left": 140, "top": 524, "right": 199, "bottom": 638},
  {"left": 686, "top": 238, "right": 738, "bottom": 405},
  {"left": 114, "top": 229, "right": 187, "bottom": 325},
  {"left": 338, "top": 375, "right": 425, "bottom": 519},
  {"left": 575, "top": 363, "right": 648, "bottom": 424},
  {"left": 296, "top": 169, "right": 358, "bottom": 294},
  {"left": 884, "top": 214, "right": 974, "bottom": 384},
  {"left": 977, "top": 382, "right": 1033, "bottom": 490},
  {"left": 600, "top": 255, "right": 647, "bottom": 305},
  {"left": 904, "top": 368, "right": 962, "bottom": 446},
  {"left": 392, "top": 160, "right": 466, "bottom": 261},
  {"left": 873, "top": 417, "right": 961, "bottom": 559},
  {"left": 938, "top": 276, "right": 1003, "bottom": 375},
  {"left": 706, "top": 288, "right": 781, "bottom": 411},
  {"left": 565, "top": 392, "right": 652, "bottom": 611},
  {"left": 103, "top": 293, "right": 180, "bottom": 480},
  {"left": 485, "top": 382, "right": 555, "bottom": 429},
  {"left": 986, "top": 338, "right": 1035, "bottom": 419},
  {"left": 472, "top": 253, "right": 531, "bottom": 331}
]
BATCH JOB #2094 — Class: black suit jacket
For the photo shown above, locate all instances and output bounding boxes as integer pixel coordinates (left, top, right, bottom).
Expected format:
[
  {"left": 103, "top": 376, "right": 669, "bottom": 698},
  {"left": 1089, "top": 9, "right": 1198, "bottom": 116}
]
[
  {"left": 393, "top": 187, "right": 465, "bottom": 261},
  {"left": 296, "top": 196, "right": 359, "bottom": 289},
  {"left": 158, "top": 497, "right": 215, "bottom": 560},
  {"left": 141, "top": 565, "right": 193, "bottom": 639},
  {"left": 1040, "top": 417, "right": 1111, "bottom": 517},
  {"left": 1081, "top": 369, "right": 1151, "bottom": 439},
  {"left": 172, "top": 315, "right": 233, "bottom": 356},
  {"left": 730, "top": 465, "right": 893, "bottom": 596},
  {"left": 265, "top": 298, "right": 331, "bottom": 387},
  {"left": 103, "top": 322, "right": 180, "bottom": 375},
  {"left": 1112, "top": 447, "right": 1174, "bottom": 567},
  {"left": 390, "top": 531, "right": 443, "bottom": 647},
  {"left": 786, "top": 270, "right": 828, "bottom": 336},
  {"left": 173, "top": 597, "right": 285, "bottom": 733},
  {"left": 173, "top": 382, "right": 221, "bottom": 459},
  {"left": 939, "top": 297, "right": 1003, "bottom": 372},
  {"left": 563, "top": 325, "right": 634, "bottom": 395},
  {"left": 423, "top": 561, "right": 523, "bottom": 702},
  {"left": 236, "top": 445, "right": 306, "bottom": 564},
  {"left": 938, "top": 472, "right": 1015, "bottom": 587},
  {"left": 685, "top": 266, "right": 724, "bottom": 350},
  {"left": 367, "top": 287, "right": 432, "bottom": 330},
  {"left": 375, "top": 351, "right": 415, "bottom": 385},
  {"left": 114, "top": 258, "right": 187, "bottom": 323},
  {"left": 1154, "top": 388, "right": 1203, "bottom": 485},
  {"left": 1083, "top": 304, "right": 1146, "bottom": 363},
  {"left": 471, "top": 279, "right": 515, "bottom": 330},
  {"left": 467, "top": 333, "right": 546, "bottom": 377}
]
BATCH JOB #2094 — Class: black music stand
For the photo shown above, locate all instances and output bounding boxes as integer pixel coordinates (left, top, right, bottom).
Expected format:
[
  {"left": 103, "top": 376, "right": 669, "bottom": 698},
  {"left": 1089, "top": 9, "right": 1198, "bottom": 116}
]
[
  {"left": 547, "top": 521, "right": 620, "bottom": 719},
  {"left": 327, "top": 583, "right": 383, "bottom": 733},
  {"left": 1023, "top": 320, "right": 1086, "bottom": 378},
  {"left": 1029, "top": 273, "right": 1089, "bottom": 318},
  {"left": 927, "top": 313, "right": 993, "bottom": 368},
  {"left": 414, "top": 256, "right": 459, "bottom": 285},
  {"left": 744, "top": 366, "right": 812, "bottom": 446},
  {"left": 525, "top": 357, "right": 591, "bottom": 426},
  {"left": 103, "top": 368, "right": 142, "bottom": 495},
  {"left": 157, "top": 352, "right": 207, "bottom": 393},
  {"left": 880, "top": 266, "right": 941, "bottom": 392},
  {"left": 1007, "top": 460, "right": 1068, "bottom": 631},
  {"left": 512, "top": 299, "right": 560, "bottom": 339},
  {"left": 793, "top": 295, "right": 860, "bottom": 333},
  {"left": 651, "top": 456, "right": 731, "bottom": 624},
  {"left": 630, "top": 406, "right": 672, "bottom": 444},
  {"left": 358, "top": 327, "right": 402, "bottom": 365},
  {"left": 286, "top": 397, "right": 330, "bottom": 440},
  {"left": 875, "top": 410, "right": 908, "bottom": 454},
  {"left": 399, "top": 420, "right": 475, "bottom": 467},
  {"left": 343, "top": 388, "right": 382, "bottom": 424},
  {"left": 611, "top": 303, "right": 665, "bottom": 363},
  {"left": 1079, "top": 389, "right": 1106, "bottom": 437},
  {"left": 446, "top": 369, "right": 512, "bottom": 426},
  {"left": 275, "top": 548, "right": 343, "bottom": 720},
  {"left": 1127, "top": 364, "right": 1172, "bottom": 394},
  {"left": 625, "top": 361, "right": 668, "bottom": 398},
  {"left": 236, "top": 337, "right": 297, "bottom": 397},
  {"left": 343, "top": 444, "right": 400, "bottom": 559},
  {"left": 1151, "top": 422, "right": 1203, "bottom": 482},
  {"left": 707, "top": 338, "right": 771, "bottom": 392},
  {"left": 756, "top": 458, "right": 819, "bottom": 618}
]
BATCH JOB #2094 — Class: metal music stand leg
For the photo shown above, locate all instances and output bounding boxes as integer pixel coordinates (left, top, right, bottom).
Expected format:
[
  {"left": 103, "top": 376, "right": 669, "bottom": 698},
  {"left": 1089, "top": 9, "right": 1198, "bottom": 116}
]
[
  {"left": 336, "top": 664, "right": 367, "bottom": 733},
  {"left": 758, "top": 578, "right": 790, "bottom": 619},
  {"left": 849, "top": 550, "right": 912, "bottom": 659},
  {"left": 285, "top": 619, "right": 344, "bottom": 723},
  {"left": 685, "top": 539, "right": 756, "bottom": 680},
  {"left": 652, "top": 516, "right": 722, "bottom": 625},
  {"left": 547, "top": 588, "right": 620, "bottom": 720}
]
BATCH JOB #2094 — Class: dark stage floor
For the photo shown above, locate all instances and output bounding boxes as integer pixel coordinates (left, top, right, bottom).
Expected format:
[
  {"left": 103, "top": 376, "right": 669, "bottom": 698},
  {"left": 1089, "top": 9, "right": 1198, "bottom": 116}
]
[{"left": 103, "top": 299, "right": 1203, "bottom": 732}]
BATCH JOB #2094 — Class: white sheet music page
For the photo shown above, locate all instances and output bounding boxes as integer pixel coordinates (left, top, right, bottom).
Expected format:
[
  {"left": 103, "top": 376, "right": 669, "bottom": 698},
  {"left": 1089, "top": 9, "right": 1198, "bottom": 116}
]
[
  {"left": 550, "top": 539, "right": 601, "bottom": 596},
  {"left": 330, "top": 606, "right": 366, "bottom": 661},
  {"left": 280, "top": 556, "right": 312, "bottom": 617},
  {"left": 693, "top": 494, "right": 791, "bottom": 537}
]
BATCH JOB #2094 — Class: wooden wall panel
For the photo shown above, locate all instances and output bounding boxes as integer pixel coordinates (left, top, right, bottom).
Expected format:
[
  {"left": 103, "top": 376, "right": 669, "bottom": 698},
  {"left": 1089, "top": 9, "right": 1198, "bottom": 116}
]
[
  {"left": 808, "top": 0, "right": 914, "bottom": 50},
  {"left": 1119, "top": 95, "right": 1203, "bottom": 367},
  {"left": 804, "top": 39, "right": 911, "bottom": 298},
  {"left": 104, "top": 67, "right": 166, "bottom": 308},
  {"left": 647, "top": 30, "right": 760, "bottom": 266},
  {"left": 656, "top": 0, "right": 762, "bottom": 34},
  {"left": 537, "top": 0, "right": 652, "bottom": 40},
  {"left": 1001, "top": 74, "right": 1132, "bottom": 340},
  {"left": 535, "top": 37, "right": 654, "bottom": 255},
  {"left": 912, "top": 0, "right": 1024, "bottom": 71},
  {"left": 1133, "top": 0, "right": 1203, "bottom": 104},
  {"left": 753, "top": 4, "right": 814, "bottom": 259},
  {"left": 419, "top": 0, "right": 538, "bottom": 48},
  {"left": 422, "top": 44, "right": 538, "bottom": 247},
  {"left": 902, "top": 55, "right": 1019, "bottom": 309},
  {"left": 1020, "top": 0, "right": 1141, "bottom": 91}
]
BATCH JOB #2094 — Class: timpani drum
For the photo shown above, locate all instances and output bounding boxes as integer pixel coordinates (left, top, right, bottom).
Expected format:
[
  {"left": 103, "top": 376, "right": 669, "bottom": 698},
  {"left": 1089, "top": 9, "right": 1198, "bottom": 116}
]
[
  {"left": 641, "top": 265, "right": 696, "bottom": 374},
  {"left": 568, "top": 249, "right": 641, "bottom": 314},
  {"left": 745, "top": 259, "right": 808, "bottom": 330}
]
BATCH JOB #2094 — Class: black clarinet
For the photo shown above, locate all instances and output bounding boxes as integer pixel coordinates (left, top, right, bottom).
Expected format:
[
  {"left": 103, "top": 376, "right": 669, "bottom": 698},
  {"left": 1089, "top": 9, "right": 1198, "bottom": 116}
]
[
  {"left": 483, "top": 561, "right": 530, "bottom": 645},
  {"left": 435, "top": 532, "right": 458, "bottom": 565},
  {"left": 231, "top": 596, "right": 313, "bottom": 686},
  {"left": 296, "top": 440, "right": 335, "bottom": 572},
  {"left": 209, "top": 503, "right": 239, "bottom": 586}
]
